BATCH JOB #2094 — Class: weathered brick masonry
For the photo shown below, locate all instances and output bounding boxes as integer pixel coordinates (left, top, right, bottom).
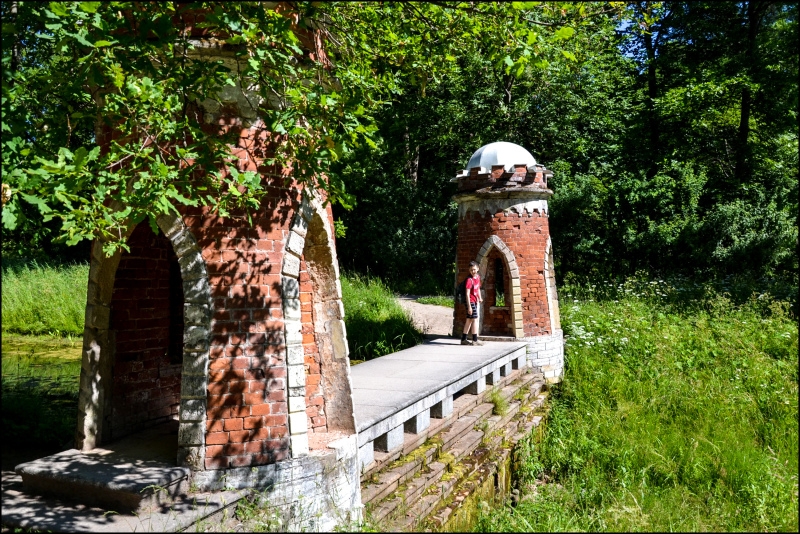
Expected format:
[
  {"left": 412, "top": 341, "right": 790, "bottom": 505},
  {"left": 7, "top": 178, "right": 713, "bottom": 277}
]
[
  {"left": 454, "top": 208, "right": 553, "bottom": 338},
  {"left": 452, "top": 142, "right": 564, "bottom": 381},
  {"left": 110, "top": 223, "right": 184, "bottom": 438},
  {"left": 66, "top": 5, "right": 361, "bottom": 528}
]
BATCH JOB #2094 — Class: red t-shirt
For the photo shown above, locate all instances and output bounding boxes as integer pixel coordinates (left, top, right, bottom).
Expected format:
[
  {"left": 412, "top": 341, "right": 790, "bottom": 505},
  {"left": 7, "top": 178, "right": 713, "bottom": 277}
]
[{"left": 465, "top": 275, "right": 481, "bottom": 303}]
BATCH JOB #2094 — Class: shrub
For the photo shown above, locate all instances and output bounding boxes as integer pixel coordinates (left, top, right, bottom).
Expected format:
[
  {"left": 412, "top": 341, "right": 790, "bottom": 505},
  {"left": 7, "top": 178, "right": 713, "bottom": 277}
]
[{"left": 478, "top": 278, "right": 798, "bottom": 532}]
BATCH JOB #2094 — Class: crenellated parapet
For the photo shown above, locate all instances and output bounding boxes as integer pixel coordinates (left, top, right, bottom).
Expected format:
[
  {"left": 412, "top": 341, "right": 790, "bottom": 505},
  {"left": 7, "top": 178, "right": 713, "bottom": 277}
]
[{"left": 451, "top": 142, "right": 564, "bottom": 382}]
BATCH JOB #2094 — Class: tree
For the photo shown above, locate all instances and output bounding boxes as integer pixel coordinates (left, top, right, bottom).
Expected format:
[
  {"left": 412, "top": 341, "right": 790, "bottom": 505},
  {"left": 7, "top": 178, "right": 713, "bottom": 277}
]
[{"left": 1, "top": 1, "right": 600, "bottom": 258}]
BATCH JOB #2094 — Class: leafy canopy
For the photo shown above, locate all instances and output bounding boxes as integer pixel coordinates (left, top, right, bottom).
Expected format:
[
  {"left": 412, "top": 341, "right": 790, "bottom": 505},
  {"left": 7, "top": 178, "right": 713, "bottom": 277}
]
[{"left": 1, "top": 1, "right": 603, "bottom": 255}]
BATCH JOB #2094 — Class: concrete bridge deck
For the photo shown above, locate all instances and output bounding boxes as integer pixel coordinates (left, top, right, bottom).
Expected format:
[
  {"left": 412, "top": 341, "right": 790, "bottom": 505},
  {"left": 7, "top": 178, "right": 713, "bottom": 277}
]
[{"left": 350, "top": 336, "right": 528, "bottom": 471}]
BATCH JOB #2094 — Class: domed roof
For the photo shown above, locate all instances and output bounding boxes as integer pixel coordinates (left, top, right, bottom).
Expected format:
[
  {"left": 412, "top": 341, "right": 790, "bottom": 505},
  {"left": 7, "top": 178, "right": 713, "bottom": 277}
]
[{"left": 466, "top": 142, "right": 536, "bottom": 173}]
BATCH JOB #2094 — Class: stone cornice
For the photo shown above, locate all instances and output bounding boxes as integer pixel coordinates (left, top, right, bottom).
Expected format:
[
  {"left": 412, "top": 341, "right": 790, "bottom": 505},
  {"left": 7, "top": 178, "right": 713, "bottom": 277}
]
[
  {"left": 453, "top": 188, "right": 553, "bottom": 218},
  {"left": 452, "top": 187, "right": 553, "bottom": 203}
]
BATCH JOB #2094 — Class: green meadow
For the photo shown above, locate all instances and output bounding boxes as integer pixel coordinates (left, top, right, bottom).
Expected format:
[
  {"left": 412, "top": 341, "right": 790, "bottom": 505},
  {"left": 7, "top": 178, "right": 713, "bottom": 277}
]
[
  {"left": 2, "top": 263, "right": 796, "bottom": 531},
  {"left": 477, "top": 278, "right": 798, "bottom": 532}
]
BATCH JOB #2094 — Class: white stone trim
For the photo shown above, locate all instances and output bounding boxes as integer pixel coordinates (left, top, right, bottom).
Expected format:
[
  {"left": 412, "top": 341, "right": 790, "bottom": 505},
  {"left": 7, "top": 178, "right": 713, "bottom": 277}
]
[
  {"left": 281, "top": 191, "right": 354, "bottom": 458},
  {"left": 524, "top": 330, "right": 564, "bottom": 383},
  {"left": 281, "top": 193, "right": 315, "bottom": 458},
  {"left": 474, "top": 235, "right": 524, "bottom": 339},
  {"left": 544, "top": 237, "right": 561, "bottom": 333},
  {"left": 458, "top": 197, "right": 549, "bottom": 218}
]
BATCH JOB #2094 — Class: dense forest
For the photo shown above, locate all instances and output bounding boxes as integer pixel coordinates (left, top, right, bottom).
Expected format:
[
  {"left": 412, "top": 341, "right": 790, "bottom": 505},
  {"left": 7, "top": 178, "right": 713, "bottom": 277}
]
[
  {"left": 331, "top": 2, "right": 798, "bottom": 294},
  {"left": 2, "top": 2, "right": 797, "bottom": 296}
]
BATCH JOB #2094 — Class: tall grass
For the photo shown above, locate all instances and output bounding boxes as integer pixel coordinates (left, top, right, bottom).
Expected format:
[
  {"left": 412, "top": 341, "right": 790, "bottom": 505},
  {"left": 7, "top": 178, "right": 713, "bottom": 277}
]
[
  {"left": 340, "top": 272, "right": 422, "bottom": 361},
  {"left": 1, "top": 260, "right": 88, "bottom": 336},
  {"left": 477, "top": 278, "right": 798, "bottom": 532}
]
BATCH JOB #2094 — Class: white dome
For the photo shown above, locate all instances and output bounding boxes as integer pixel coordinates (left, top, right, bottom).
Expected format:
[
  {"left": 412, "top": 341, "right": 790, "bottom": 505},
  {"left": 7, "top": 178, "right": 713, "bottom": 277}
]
[{"left": 466, "top": 142, "right": 536, "bottom": 173}]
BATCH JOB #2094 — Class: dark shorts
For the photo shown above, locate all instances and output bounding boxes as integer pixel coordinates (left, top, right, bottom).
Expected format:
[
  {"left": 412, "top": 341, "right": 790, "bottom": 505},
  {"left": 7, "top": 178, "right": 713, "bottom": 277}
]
[{"left": 466, "top": 302, "right": 479, "bottom": 319}]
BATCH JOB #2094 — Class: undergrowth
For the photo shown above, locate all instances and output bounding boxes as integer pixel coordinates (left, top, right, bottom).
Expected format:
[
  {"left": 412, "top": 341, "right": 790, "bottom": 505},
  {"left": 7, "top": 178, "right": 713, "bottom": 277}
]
[
  {"left": 1, "top": 259, "right": 88, "bottom": 336},
  {"left": 340, "top": 272, "right": 422, "bottom": 361},
  {"left": 476, "top": 277, "right": 798, "bottom": 532}
]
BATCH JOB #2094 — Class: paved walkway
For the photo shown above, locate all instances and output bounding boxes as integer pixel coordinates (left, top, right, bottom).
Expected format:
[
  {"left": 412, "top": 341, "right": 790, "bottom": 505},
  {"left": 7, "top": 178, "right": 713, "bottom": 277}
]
[
  {"left": 349, "top": 336, "right": 528, "bottom": 466},
  {"left": 351, "top": 336, "right": 527, "bottom": 432}
]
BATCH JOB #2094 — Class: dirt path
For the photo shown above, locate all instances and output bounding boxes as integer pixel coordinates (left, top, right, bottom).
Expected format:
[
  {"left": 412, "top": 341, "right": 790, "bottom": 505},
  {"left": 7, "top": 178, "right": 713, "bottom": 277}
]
[{"left": 396, "top": 297, "right": 454, "bottom": 337}]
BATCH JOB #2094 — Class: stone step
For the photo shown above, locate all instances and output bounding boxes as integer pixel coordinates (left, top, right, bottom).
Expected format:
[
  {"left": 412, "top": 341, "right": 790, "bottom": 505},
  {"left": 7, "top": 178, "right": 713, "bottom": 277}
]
[
  {"left": 361, "top": 369, "right": 548, "bottom": 530},
  {"left": 413, "top": 400, "right": 548, "bottom": 531},
  {"left": 14, "top": 448, "right": 191, "bottom": 514}
]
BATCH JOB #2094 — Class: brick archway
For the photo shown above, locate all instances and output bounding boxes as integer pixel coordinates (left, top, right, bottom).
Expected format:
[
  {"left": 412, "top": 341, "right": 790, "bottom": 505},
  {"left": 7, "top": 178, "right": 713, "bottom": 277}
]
[
  {"left": 281, "top": 192, "right": 354, "bottom": 458},
  {"left": 475, "top": 235, "right": 524, "bottom": 339},
  {"left": 75, "top": 214, "right": 211, "bottom": 469}
]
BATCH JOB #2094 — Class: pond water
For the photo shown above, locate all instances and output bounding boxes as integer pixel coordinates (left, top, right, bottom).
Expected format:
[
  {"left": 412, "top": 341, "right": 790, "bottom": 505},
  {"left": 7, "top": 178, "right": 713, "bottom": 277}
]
[{"left": 1, "top": 334, "right": 83, "bottom": 469}]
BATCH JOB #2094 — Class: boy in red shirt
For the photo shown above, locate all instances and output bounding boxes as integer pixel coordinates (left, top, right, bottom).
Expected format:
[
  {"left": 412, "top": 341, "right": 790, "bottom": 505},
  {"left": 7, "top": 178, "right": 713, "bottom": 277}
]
[{"left": 462, "top": 261, "right": 484, "bottom": 346}]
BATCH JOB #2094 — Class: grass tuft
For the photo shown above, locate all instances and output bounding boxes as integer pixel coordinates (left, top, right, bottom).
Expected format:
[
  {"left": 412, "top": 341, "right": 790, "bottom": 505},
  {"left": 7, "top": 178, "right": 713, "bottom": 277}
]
[{"left": 487, "top": 387, "right": 508, "bottom": 416}]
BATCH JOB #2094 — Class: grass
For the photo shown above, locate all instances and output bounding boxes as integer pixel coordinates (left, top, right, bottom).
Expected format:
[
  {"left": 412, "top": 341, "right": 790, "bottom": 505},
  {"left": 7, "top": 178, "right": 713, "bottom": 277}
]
[
  {"left": 340, "top": 272, "right": 423, "bottom": 361},
  {"left": 416, "top": 295, "right": 454, "bottom": 308},
  {"left": 7, "top": 259, "right": 795, "bottom": 530},
  {"left": 476, "top": 277, "right": 799, "bottom": 532},
  {"left": 1, "top": 259, "right": 88, "bottom": 336},
  {"left": 487, "top": 387, "right": 509, "bottom": 417}
]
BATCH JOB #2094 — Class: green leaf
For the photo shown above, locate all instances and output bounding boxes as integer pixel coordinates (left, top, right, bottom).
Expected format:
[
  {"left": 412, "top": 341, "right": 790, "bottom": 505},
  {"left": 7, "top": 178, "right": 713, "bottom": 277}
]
[
  {"left": 561, "top": 50, "right": 577, "bottom": 61},
  {"left": 554, "top": 27, "right": 575, "bottom": 40},
  {"left": 20, "top": 193, "right": 53, "bottom": 214},
  {"left": 48, "top": 3, "right": 69, "bottom": 17},
  {"left": 78, "top": 2, "right": 101, "bottom": 14},
  {"left": 94, "top": 40, "right": 113, "bottom": 47},
  {"left": 67, "top": 31, "right": 94, "bottom": 48},
  {"left": 2, "top": 202, "right": 18, "bottom": 230}
]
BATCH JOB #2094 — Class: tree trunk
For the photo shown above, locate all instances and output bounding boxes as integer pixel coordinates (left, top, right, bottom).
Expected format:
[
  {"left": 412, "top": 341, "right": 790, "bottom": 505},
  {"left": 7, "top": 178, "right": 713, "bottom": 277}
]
[
  {"left": 642, "top": 3, "right": 659, "bottom": 178},
  {"left": 734, "top": 1, "right": 764, "bottom": 185}
]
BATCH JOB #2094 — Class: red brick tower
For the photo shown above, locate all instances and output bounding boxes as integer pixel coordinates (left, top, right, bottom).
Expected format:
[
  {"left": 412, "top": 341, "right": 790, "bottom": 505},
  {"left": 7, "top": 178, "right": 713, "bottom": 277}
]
[
  {"left": 452, "top": 142, "right": 564, "bottom": 382},
  {"left": 70, "top": 8, "right": 362, "bottom": 526}
]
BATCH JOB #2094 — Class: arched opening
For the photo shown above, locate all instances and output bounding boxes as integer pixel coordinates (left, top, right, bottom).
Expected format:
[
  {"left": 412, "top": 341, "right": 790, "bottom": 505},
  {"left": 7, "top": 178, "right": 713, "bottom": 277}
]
[
  {"left": 475, "top": 235, "right": 524, "bottom": 339},
  {"left": 282, "top": 194, "right": 355, "bottom": 457},
  {"left": 303, "top": 211, "right": 355, "bottom": 436},
  {"left": 108, "top": 222, "right": 183, "bottom": 445},
  {"left": 76, "top": 214, "right": 210, "bottom": 468},
  {"left": 482, "top": 251, "right": 513, "bottom": 337}
]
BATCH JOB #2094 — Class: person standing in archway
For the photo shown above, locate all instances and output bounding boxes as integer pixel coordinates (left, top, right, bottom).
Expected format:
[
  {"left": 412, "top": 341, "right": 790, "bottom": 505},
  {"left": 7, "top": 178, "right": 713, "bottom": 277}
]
[{"left": 462, "top": 261, "right": 484, "bottom": 346}]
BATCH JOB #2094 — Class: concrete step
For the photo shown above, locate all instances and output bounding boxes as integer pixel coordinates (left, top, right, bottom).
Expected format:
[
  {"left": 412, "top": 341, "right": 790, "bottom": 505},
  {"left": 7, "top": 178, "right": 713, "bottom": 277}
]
[
  {"left": 14, "top": 448, "right": 191, "bottom": 513},
  {"left": 360, "top": 368, "right": 548, "bottom": 530},
  {"left": 2, "top": 468, "right": 243, "bottom": 533}
]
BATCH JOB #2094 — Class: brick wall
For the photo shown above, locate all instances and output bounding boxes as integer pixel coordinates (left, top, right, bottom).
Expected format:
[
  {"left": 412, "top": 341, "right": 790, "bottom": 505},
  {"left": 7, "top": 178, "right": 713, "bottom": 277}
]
[
  {"left": 299, "top": 258, "right": 327, "bottom": 433},
  {"left": 454, "top": 209, "right": 552, "bottom": 338},
  {"left": 186, "top": 187, "right": 295, "bottom": 469},
  {"left": 110, "top": 222, "right": 183, "bottom": 438}
]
